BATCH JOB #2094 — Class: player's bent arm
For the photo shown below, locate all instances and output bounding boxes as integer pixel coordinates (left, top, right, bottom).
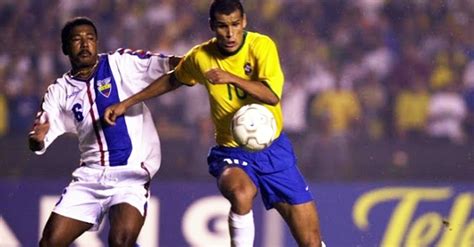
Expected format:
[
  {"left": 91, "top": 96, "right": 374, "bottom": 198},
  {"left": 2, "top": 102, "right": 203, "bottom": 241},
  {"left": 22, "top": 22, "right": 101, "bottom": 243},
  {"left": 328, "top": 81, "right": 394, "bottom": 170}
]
[
  {"left": 205, "top": 68, "right": 279, "bottom": 105},
  {"left": 232, "top": 77, "right": 279, "bottom": 105},
  {"left": 104, "top": 72, "right": 182, "bottom": 125}
]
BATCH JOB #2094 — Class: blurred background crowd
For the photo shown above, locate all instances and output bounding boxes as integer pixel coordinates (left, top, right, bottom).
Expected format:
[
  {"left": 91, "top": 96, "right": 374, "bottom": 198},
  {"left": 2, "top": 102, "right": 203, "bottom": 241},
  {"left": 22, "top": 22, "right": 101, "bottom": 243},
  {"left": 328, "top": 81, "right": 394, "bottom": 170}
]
[{"left": 1, "top": 0, "right": 473, "bottom": 181}]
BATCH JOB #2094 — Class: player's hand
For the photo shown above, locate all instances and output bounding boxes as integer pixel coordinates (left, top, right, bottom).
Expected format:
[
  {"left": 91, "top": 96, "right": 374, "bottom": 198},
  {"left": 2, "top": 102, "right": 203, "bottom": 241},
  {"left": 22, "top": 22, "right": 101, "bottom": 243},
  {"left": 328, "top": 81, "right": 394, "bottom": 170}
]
[
  {"left": 104, "top": 103, "right": 126, "bottom": 126},
  {"left": 28, "top": 112, "right": 50, "bottom": 151},
  {"left": 205, "top": 68, "right": 235, "bottom": 84}
]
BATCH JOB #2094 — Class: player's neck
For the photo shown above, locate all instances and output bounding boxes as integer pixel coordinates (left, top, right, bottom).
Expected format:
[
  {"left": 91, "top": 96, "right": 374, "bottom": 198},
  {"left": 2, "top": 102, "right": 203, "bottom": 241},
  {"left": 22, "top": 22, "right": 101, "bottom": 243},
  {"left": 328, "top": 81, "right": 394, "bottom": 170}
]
[
  {"left": 217, "top": 31, "right": 247, "bottom": 57},
  {"left": 71, "top": 59, "right": 99, "bottom": 80}
]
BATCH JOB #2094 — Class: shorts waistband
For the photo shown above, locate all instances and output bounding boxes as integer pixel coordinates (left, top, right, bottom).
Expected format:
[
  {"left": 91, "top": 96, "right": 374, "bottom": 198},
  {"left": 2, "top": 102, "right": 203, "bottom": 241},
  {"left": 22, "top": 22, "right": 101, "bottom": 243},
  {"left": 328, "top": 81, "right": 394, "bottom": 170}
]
[{"left": 214, "top": 132, "right": 288, "bottom": 154}]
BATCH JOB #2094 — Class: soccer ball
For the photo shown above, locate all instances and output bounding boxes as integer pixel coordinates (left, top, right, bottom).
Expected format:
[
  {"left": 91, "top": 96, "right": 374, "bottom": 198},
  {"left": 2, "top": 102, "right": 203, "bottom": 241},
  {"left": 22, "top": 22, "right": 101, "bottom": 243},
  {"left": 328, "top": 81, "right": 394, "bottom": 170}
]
[{"left": 231, "top": 104, "right": 277, "bottom": 151}]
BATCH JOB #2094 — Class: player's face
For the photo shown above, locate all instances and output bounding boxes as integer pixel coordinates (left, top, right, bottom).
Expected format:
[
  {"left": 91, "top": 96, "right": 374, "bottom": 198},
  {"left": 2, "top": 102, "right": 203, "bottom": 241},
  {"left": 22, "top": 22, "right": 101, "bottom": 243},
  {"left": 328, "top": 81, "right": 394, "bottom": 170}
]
[
  {"left": 67, "top": 24, "right": 98, "bottom": 68},
  {"left": 212, "top": 10, "right": 247, "bottom": 54}
]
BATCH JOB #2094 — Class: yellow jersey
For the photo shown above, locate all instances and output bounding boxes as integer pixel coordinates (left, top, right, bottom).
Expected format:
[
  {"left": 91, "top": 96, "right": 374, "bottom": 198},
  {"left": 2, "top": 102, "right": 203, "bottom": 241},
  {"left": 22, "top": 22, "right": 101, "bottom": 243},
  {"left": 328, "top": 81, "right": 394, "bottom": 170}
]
[{"left": 175, "top": 31, "right": 284, "bottom": 146}]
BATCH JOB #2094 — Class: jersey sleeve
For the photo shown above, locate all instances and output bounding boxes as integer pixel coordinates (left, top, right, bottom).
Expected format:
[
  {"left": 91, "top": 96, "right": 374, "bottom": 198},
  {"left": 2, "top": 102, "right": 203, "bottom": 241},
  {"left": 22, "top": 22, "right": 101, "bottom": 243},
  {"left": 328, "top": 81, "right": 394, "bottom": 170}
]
[
  {"left": 174, "top": 47, "right": 202, "bottom": 86},
  {"left": 34, "top": 83, "right": 75, "bottom": 155},
  {"left": 109, "top": 49, "right": 171, "bottom": 90},
  {"left": 252, "top": 36, "right": 284, "bottom": 99}
]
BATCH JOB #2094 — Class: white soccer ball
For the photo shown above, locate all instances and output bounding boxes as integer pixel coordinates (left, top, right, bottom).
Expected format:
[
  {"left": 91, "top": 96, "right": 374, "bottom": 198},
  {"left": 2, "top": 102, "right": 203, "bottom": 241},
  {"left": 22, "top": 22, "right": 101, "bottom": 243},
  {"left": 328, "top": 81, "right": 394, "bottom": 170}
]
[{"left": 231, "top": 104, "right": 277, "bottom": 151}]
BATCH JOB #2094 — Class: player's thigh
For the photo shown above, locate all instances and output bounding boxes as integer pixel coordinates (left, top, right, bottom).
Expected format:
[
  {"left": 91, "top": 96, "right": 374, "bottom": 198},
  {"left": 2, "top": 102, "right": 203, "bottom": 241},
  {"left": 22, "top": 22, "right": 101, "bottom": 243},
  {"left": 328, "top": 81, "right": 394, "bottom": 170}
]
[
  {"left": 218, "top": 166, "right": 257, "bottom": 200},
  {"left": 40, "top": 212, "right": 92, "bottom": 247},
  {"left": 108, "top": 203, "right": 145, "bottom": 238},
  {"left": 274, "top": 201, "right": 321, "bottom": 241}
]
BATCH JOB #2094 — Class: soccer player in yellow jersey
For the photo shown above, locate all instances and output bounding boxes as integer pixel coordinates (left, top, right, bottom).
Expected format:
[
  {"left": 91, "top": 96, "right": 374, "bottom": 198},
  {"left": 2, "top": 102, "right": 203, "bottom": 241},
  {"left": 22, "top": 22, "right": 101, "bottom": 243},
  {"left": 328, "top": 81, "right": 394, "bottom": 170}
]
[{"left": 105, "top": 0, "right": 323, "bottom": 246}]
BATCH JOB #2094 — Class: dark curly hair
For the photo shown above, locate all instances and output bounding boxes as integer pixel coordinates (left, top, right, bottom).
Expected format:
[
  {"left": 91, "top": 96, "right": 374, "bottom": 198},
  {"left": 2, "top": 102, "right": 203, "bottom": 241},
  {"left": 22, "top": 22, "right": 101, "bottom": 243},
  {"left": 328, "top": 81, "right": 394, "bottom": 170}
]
[{"left": 60, "top": 16, "right": 97, "bottom": 55}]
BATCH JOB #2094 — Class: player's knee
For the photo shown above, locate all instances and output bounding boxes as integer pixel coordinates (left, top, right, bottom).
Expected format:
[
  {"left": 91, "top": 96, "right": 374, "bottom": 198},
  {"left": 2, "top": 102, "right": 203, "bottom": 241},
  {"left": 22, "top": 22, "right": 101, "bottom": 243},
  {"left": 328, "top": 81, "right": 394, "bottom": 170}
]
[
  {"left": 108, "top": 230, "right": 138, "bottom": 247},
  {"left": 39, "top": 234, "right": 67, "bottom": 247},
  {"left": 226, "top": 185, "right": 255, "bottom": 211},
  {"left": 296, "top": 232, "right": 322, "bottom": 247},
  {"left": 295, "top": 239, "right": 319, "bottom": 247}
]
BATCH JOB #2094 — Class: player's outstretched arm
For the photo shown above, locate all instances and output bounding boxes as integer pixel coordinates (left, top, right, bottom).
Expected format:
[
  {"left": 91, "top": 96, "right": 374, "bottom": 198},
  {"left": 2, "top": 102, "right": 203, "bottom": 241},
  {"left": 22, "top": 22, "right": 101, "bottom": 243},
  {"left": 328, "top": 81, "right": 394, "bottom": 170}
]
[
  {"left": 104, "top": 72, "right": 182, "bottom": 125},
  {"left": 28, "top": 113, "right": 50, "bottom": 152}
]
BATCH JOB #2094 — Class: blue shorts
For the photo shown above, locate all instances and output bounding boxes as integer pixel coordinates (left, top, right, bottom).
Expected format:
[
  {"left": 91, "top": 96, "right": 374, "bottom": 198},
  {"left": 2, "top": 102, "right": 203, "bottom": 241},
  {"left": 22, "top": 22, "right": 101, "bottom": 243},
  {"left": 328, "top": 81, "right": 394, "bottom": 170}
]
[{"left": 207, "top": 133, "right": 313, "bottom": 210}]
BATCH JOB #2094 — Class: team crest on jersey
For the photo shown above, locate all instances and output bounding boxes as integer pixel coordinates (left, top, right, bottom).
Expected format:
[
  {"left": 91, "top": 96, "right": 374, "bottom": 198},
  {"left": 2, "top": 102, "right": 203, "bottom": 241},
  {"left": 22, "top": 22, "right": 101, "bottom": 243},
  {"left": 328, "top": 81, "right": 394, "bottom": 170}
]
[
  {"left": 244, "top": 62, "right": 252, "bottom": 76},
  {"left": 97, "top": 77, "right": 112, "bottom": 98}
]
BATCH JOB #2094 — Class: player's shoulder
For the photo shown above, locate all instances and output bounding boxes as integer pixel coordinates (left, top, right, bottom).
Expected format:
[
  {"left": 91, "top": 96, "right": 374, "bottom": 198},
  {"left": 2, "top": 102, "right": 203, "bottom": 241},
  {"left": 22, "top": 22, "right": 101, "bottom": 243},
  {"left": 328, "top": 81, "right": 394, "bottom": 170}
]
[
  {"left": 187, "top": 39, "right": 214, "bottom": 56},
  {"left": 54, "top": 75, "right": 69, "bottom": 88},
  {"left": 246, "top": 31, "right": 275, "bottom": 45},
  {"left": 245, "top": 32, "right": 277, "bottom": 56},
  {"left": 43, "top": 76, "right": 68, "bottom": 97},
  {"left": 107, "top": 48, "right": 169, "bottom": 60}
]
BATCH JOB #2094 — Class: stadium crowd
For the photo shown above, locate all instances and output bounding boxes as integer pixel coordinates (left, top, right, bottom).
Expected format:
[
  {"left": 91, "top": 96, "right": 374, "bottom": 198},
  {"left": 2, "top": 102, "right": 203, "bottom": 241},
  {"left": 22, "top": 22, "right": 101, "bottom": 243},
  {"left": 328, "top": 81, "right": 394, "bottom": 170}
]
[{"left": 1, "top": 0, "right": 473, "bottom": 180}]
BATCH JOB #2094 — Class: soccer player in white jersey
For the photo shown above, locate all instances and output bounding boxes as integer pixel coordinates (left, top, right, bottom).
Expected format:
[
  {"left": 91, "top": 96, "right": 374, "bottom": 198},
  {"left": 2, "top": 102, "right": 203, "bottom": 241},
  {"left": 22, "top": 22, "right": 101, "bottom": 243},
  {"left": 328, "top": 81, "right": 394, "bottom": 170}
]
[{"left": 28, "top": 17, "right": 180, "bottom": 246}]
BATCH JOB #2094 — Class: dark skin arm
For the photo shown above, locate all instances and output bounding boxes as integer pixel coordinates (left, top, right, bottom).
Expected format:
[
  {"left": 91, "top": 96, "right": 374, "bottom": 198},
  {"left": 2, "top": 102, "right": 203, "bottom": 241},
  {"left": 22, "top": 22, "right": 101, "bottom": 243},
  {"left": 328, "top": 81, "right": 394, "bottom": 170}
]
[
  {"left": 104, "top": 72, "right": 182, "bottom": 125},
  {"left": 28, "top": 114, "right": 50, "bottom": 151}
]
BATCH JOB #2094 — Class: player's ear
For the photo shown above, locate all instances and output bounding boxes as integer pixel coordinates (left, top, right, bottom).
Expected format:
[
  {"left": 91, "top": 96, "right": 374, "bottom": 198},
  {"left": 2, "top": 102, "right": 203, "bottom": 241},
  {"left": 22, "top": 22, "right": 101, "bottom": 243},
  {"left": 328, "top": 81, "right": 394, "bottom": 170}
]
[
  {"left": 62, "top": 43, "right": 69, "bottom": 56},
  {"left": 242, "top": 14, "right": 247, "bottom": 29},
  {"left": 209, "top": 18, "right": 216, "bottom": 32}
]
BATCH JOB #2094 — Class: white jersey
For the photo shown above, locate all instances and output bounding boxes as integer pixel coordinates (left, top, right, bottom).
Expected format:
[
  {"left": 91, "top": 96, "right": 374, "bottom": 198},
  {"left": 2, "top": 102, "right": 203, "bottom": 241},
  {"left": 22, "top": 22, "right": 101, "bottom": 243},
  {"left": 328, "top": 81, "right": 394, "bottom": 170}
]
[{"left": 35, "top": 49, "right": 171, "bottom": 177}]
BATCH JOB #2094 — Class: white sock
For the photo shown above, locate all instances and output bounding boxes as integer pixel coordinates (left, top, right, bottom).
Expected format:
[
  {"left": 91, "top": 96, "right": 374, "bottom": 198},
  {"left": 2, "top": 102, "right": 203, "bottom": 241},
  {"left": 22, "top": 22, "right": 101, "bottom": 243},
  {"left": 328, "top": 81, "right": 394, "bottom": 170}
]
[{"left": 228, "top": 210, "right": 255, "bottom": 247}]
